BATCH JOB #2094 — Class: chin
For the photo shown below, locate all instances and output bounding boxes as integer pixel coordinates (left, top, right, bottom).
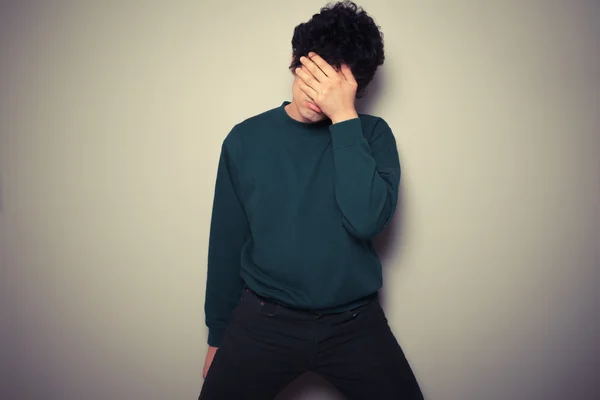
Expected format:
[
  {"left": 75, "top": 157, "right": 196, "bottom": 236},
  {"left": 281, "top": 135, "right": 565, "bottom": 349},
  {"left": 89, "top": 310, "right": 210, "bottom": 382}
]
[{"left": 302, "top": 109, "right": 326, "bottom": 123}]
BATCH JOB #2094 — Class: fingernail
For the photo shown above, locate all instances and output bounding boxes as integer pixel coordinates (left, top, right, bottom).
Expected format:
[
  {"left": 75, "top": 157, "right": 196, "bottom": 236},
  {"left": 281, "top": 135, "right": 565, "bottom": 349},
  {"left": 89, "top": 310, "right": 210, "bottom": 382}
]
[{"left": 308, "top": 52, "right": 315, "bottom": 57}]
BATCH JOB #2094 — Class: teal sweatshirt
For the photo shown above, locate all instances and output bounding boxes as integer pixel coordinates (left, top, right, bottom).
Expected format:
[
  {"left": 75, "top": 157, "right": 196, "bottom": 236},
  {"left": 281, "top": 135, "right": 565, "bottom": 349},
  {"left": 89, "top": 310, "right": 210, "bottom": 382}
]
[{"left": 205, "top": 101, "right": 400, "bottom": 346}]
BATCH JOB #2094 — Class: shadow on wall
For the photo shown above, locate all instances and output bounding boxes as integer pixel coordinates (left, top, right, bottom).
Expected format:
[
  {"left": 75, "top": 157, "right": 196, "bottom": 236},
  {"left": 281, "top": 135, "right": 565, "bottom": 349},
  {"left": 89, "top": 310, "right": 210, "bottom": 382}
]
[{"left": 274, "top": 67, "right": 408, "bottom": 400}]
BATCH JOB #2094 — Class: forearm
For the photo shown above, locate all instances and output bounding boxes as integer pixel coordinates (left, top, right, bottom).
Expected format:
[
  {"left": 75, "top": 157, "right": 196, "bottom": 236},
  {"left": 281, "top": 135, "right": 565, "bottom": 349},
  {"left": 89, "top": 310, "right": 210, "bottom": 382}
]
[
  {"left": 204, "top": 139, "right": 249, "bottom": 347},
  {"left": 205, "top": 260, "right": 244, "bottom": 346},
  {"left": 330, "top": 118, "right": 400, "bottom": 239},
  {"left": 205, "top": 222, "right": 246, "bottom": 347}
]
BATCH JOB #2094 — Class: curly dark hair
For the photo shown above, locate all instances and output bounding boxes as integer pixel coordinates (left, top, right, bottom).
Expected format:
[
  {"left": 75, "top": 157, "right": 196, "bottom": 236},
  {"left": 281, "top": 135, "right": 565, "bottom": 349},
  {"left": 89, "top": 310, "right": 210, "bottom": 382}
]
[{"left": 290, "top": 1, "right": 384, "bottom": 98}]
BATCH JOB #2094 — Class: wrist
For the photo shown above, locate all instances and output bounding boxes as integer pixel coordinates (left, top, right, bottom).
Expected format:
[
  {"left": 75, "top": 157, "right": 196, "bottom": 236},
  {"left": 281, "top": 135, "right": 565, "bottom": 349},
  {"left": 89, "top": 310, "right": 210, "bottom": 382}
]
[{"left": 330, "top": 109, "right": 358, "bottom": 124}]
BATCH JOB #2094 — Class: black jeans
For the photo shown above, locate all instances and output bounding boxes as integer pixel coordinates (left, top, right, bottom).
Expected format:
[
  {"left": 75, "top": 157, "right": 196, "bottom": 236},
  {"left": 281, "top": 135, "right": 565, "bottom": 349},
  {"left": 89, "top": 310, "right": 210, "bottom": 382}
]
[{"left": 199, "top": 289, "right": 423, "bottom": 400}]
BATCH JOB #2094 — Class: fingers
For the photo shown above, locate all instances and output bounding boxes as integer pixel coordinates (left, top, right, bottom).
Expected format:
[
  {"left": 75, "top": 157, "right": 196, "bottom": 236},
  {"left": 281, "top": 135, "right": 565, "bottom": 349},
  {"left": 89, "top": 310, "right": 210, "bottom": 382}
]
[
  {"left": 307, "top": 52, "right": 338, "bottom": 78},
  {"left": 295, "top": 67, "right": 320, "bottom": 92},
  {"left": 300, "top": 55, "right": 328, "bottom": 81},
  {"left": 340, "top": 64, "right": 357, "bottom": 85},
  {"left": 296, "top": 78, "right": 318, "bottom": 100}
]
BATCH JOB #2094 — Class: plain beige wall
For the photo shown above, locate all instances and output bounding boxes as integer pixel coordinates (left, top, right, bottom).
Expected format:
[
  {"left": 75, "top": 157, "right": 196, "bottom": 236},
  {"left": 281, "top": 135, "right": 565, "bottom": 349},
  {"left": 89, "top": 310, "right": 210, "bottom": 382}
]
[{"left": 1, "top": 1, "right": 599, "bottom": 399}]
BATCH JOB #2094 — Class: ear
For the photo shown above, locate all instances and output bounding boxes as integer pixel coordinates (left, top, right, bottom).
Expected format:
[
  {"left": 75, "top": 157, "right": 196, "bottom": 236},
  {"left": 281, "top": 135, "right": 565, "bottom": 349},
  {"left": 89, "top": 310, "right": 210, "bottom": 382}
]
[{"left": 289, "top": 54, "right": 296, "bottom": 75}]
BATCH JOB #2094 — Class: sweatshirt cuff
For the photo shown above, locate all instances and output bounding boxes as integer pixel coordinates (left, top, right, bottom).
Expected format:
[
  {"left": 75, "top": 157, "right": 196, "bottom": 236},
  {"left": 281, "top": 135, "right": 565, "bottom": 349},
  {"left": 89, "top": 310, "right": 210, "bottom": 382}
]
[
  {"left": 208, "top": 327, "right": 225, "bottom": 347},
  {"left": 329, "top": 118, "right": 366, "bottom": 149}
]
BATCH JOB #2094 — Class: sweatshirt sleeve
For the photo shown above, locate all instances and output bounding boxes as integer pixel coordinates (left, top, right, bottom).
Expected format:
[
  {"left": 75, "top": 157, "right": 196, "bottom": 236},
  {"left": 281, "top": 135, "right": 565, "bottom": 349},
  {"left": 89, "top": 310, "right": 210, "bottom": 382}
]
[
  {"left": 204, "top": 138, "right": 249, "bottom": 347},
  {"left": 329, "top": 117, "right": 400, "bottom": 239}
]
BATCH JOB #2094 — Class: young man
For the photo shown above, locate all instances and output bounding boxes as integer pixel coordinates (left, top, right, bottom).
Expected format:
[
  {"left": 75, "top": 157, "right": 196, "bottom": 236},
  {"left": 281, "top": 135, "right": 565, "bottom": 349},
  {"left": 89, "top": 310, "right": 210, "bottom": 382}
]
[{"left": 199, "top": 2, "right": 423, "bottom": 399}]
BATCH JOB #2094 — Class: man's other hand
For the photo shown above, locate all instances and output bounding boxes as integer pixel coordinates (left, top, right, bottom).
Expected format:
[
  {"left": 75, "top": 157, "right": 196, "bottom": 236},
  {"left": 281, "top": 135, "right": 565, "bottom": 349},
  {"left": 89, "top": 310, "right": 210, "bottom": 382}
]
[{"left": 203, "top": 346, "right": 218, "bottom": 379}]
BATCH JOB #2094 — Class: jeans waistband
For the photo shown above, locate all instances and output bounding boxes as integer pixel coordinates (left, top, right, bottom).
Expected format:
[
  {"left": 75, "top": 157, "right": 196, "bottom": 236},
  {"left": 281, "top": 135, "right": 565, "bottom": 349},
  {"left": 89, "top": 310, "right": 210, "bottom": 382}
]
[{"left": 240, "top": 287, "right": 376, "bottom": 320}]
